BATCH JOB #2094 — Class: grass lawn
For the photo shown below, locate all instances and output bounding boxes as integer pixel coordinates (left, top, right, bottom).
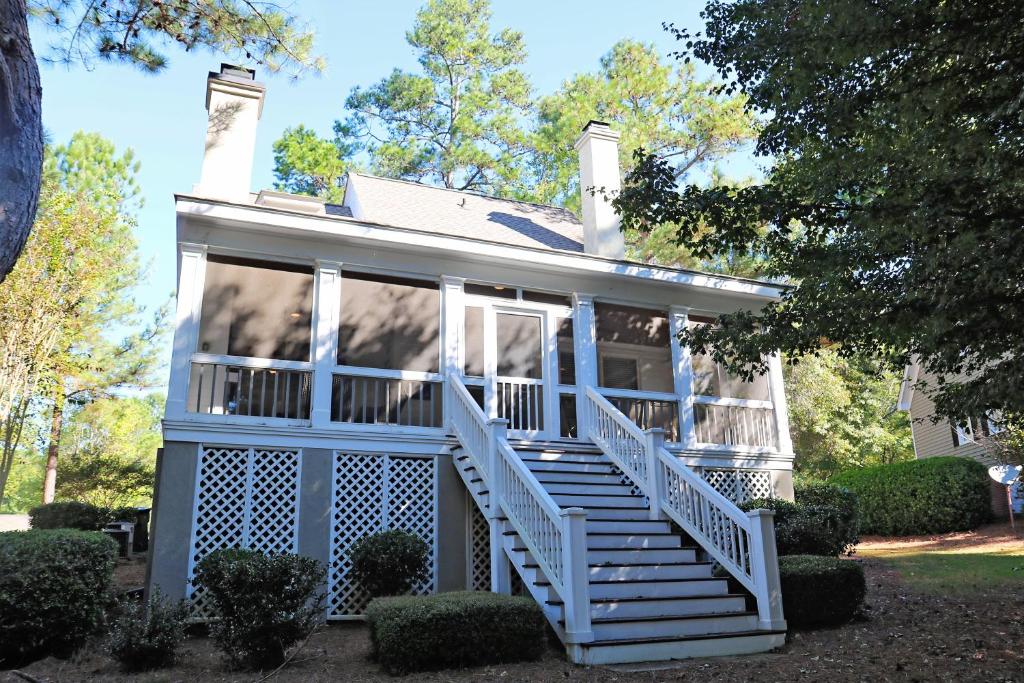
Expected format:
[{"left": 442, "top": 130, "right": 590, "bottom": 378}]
[{"left": 857, "top": 522, "right": 1024, "bottom": 594}]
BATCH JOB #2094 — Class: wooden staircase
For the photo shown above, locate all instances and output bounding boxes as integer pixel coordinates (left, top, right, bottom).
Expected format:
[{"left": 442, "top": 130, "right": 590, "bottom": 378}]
[{"left": 454, "top": 442, "right": 786, "bottom": 665}]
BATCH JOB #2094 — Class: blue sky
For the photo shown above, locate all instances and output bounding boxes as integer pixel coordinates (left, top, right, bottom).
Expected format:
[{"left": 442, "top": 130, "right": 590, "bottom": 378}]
[{"left": 31, "top": 1, "right": 754, "bottom": 379}]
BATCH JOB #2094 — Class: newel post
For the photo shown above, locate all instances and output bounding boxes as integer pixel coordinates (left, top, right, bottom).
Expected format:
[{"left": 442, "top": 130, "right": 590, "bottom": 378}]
[
  {"left": 486, "top": 418, "right": 511, "bottom": 594},
  {"left": 560, "top": 507, "right": 594, "bottom": 643},
  {"left": 643, "top": 428, "right": 666, "bottom": 520},
  {"left": 746, "top": 508, "right": 786, "bottom": 631}
]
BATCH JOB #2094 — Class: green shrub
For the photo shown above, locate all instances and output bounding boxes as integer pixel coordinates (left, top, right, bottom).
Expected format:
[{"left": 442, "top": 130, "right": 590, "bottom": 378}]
[
  {"left": 795, "top": 481, "right": 860, "bottom": 552},
  {"left": 740, "top": 491, "right": 858, "bottom": 556},
  {"left": 831, "top": 457, "right": 991, "bottom": 535},
  {"left": 29, "top": 501, "right": 111, "bottom": 530},
  {"left": 107, "top": 591, "right": 189, "bottom": 672},
  {"left": 192, "top": 549, "right": 325, "bottom": 670},
  {"left": 779, "top": 555, "right": 866, "bottom": 628},
  {"left": 0, "top": 529, "right": 118, "bottom": 666},
  {"left": 349, "top": 529, "right": 430, "bottom": 597},
  {"left": 366, "top": 591, "right": 545, "bottom": 674}
]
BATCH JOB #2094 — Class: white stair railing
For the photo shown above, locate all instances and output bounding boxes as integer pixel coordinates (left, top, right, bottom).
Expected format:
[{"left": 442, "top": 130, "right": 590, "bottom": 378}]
[
  {"left": 584, "top": 386, "right": 785, "bottom": 631},
  {"left": 448, "top": 374, "right": 593, "bottom": 643}
]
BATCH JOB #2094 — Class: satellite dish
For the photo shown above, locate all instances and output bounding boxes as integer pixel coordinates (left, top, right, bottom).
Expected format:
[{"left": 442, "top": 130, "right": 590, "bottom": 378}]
[{"left": 989, "top": 465, "right": 1022, "bottom": 486}]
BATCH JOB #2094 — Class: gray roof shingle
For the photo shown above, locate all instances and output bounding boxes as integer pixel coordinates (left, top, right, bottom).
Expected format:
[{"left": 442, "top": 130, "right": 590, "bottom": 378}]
[{"left": 344, "top": 173, "right": 584, "bottom": 252}]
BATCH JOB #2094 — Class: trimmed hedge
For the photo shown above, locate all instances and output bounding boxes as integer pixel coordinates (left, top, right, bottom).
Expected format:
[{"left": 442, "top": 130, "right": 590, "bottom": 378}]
[
  {"left": 0, "top": 529, "right": 118, "bottom": 667},
  {"left": 779, "top": 555, "right": 866, "bottom": 628},
  {"left": 740, "top": 483, "right": 859, "bottom": 556},
  {"left": 831, "top": 457, "right": 991, "bottom": 535},
  {"left": 366, "top": 591, "right": 545, "bottom": 674},
  {"left": 107, "top": 591, "right": 189, "bottom": 672},
  {"left": 29, "top": 501, "right": 111, "bottom": 530},
  {"left": 349, "top": 529, "right": 430, "bottom": 597}
]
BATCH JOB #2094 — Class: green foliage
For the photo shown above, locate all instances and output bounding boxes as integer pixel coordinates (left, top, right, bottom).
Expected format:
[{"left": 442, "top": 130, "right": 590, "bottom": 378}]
[
  {"left": 272, "top": 125, "right": 351, "bottom": 203},
  {"left": 192, "top": 549, "right": 325, "bottom": 670},
  {"left": 29, "top": 0, "right": 323, "bottom": 76},
  {"left": 332, "top": 0, "right": 532, "bottom": 194},
  {"left": 778, "top": 555, "right": 865, "bottom": 628},
  {"left": 741, "top": 487, "right": 859, "bottom": 557},
  {"left": 785, "top": 349, "right": 914, "bottom": 478},
  {"left": 56, "top": 395, "right": 163, "bottom": 509},
  {"left": 0, "top": 529, "right": 117, "bottom": 666},
  {"left": 42, "top": 130, "right": 142, "bottom": 213},
  {"left": 106, "top": 592, "right": 189, "bottom": 672},
  {"left": 365, "top": 591, "right": 545, "bottom": 674},
  {"left": 615, "top": 1, "right": 1024, "bottom": 421},
  {"left": 349, "top": 529, "right": 431, "bottom": 598},
  {"left": 831, "top": 457, "right": 992, "bottom": 535},
  {"left": 29, "top": 500, "right": 111, "bottom": 530}
]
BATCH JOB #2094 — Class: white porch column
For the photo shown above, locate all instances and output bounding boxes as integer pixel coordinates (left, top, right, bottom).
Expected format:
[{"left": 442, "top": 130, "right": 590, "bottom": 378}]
[
  {"left": 572, "top": 294, "right": 598, "bottom": 437},
  {"left": 767, "top": 353, "right": 794, "bottom": 454},
  {"left": 165, "top": 244, "right": 208, "bottom": 421},
  {"left": 441, "top": 276, "right": 466, "bottom": 426},
  {"left": 311, "top": 261, "right": 342, "bottom": 428},
  {"left": 668, "top": 305, "right": 697, "bottom": 448}
]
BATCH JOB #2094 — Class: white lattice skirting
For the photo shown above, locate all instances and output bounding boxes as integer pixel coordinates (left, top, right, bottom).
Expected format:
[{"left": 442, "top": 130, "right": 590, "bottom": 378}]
[
  {"left": 702, "top": 468, "right": 775, "bottom": 504},
  {"left": 187, "top": 446, "right": 302, "bottom": 615},
  {"left": 328, "top": 453, "right": 438, "bottom": 618},
  {"left": 467, "top": 499, "right": 490, "bottom": 591}
]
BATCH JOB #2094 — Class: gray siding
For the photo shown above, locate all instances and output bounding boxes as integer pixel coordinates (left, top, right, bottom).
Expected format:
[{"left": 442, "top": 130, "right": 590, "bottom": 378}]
[{"left": 908, "top": 370, "right": 994, "bottom": 465}]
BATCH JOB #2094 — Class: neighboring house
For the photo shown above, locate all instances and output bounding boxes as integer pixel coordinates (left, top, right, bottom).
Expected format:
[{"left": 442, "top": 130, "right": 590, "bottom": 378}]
[
  {"left": 148, "top": 65, "right": 796, "bottom": 665},
  {"left": 898, "top": 363, "right": 1022, "bottom": 517}
]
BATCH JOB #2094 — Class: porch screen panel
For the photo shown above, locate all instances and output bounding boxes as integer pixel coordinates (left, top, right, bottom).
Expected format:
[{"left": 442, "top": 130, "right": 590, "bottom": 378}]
[
  {"left": 187, "top": 446, "right": 301, "bottom": 615},
  {"left": 556, "top": 317, "right": 575, "bottom": 385},
  {"left": 495, "top": 313, "right": 543, "bottom": 378},
  {"left": 197, "top": 256, "right": 313, "bottom": 361},
  {"left": 464, "top": 306, "right": 485, "bottom": 377},
  {"left": 594, "top": 303, "right": 674, "bottom": 393},
  {"left": 328, "top": 453, "right": 437, "bottom": 617},
  {"left": 688, "top": 320, "right": 770, "bottom": 401},
  {"left": 338, "top": 272, "right": 440, "bottom": 372}
]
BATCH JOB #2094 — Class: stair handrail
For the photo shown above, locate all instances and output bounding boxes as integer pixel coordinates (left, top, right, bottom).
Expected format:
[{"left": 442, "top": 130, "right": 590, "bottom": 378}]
[
  {"left": 448, "top": 373, "right": 592, "bottom": 642},
  {"left": 584, "top": 386, "right": 785, "bottom": 631}
]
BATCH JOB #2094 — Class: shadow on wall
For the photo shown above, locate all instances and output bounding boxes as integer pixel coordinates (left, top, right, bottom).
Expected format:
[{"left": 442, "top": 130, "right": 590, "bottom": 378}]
[{"left": 205, "top": 101, "right": 244, "bottom": 152}]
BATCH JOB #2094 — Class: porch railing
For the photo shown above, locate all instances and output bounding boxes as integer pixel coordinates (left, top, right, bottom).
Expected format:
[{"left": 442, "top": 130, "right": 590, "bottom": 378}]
[
  {"left": 694, "top": 397, "right": 777, "bottom": 449},
  {"left": 188, "top": 356, "right": 312, "bottom": 420},
  {"left": 448, "top": 373, "right": 592, "bottom": 643},
  {"left": 331, "top": 371, "right": 443, "bottom": 428},
  {"left": 598, "top": 387, "right": 680, "bottom": 442},
  {"left": 495, "top": 377, "right": 544, "bottom": 432},
  {"left": 583, "top": 386, "right": 785, "bottom": 631}
]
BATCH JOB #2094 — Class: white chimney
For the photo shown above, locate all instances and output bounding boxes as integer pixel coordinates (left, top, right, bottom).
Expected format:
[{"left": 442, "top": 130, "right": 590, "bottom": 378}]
[
  {"left": 573, "top": 120, "right": 625, "bottom": 259},
  {"left": 197, "top": 64, "right": 266, "bottom": 202}
]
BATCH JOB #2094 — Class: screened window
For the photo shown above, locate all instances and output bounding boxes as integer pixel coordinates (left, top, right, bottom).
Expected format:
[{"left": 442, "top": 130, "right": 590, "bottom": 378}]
[
  {"left": 688, "top": 319, "right": 770, "bottom": 401},
  {"left": 556, "top": 317, "right": 575, "bottom": 385},
  {"left": 197, "top": 255, "right": 313, "bottom": 362},
  {"left": 496, "top": 313, "right": 543, "bottom": 379},
  {"left": 464, "top": 306, "right": 485, "bottom": 377},
  {"left": 595, "top": 303, "right": 674, "bottom": 393},
  {"left": 338, "top": 272, "right": 440, "bottom": 373}
]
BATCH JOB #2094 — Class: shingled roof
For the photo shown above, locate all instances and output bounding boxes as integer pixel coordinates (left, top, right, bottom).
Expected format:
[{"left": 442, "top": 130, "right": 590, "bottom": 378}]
[{"left": 343, "top": 173, "right": 584, "bottom": 252}]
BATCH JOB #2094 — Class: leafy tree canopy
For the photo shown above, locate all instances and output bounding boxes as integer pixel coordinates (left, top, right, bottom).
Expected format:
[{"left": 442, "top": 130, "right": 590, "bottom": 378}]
[{"left": 614, "top": 0, "right": 1024, "bottom": 420}]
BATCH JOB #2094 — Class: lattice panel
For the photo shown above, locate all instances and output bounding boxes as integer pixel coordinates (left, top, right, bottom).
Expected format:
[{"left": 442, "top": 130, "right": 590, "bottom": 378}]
[
  {"left": 702, "top": 468, "right": 774, "bottom": 504},
  {"left": 187, "top": 446, "right": 301, "bottom": 615},
  {"left": 468, "top": 499, "right": 491, "bottom": 591},
  {"left": 328, "top": 453, "right": 436, "bottom": 617}
]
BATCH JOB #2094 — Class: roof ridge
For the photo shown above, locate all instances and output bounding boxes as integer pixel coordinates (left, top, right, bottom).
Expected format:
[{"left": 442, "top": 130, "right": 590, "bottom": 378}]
[{"left": 347, "top": 171, "right": 580, "bottom": 218}]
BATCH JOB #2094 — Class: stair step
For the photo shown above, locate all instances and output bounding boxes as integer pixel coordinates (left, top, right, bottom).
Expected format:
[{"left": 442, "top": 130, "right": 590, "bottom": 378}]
[
  {"left": 584, "top": 519, "right": 672, "bottom": 534},
  {"left": 519, "top": 452, "right": 610, "bottom": 464},
  {"left": 541, "top": 481, "right": 635, "bottom": 495},
  {"left": 551, "top": 494, "right": 644, "bottom": 508},
  {"left": 577, "top": 630, "right": 787, "bottom": 665},
  {"left": 588, "top": 562, "right": 711, "bottom": 582},
  {"left": 569, "top": 507, "right": 652, "bottom": 520},
  {"left": 550, "top": 594, "right": 748, "bottom": 619},
  {"left": 580, "top": 612, "right": 760, "bottom": 640},
  {"left": 585, "top": 578, "right": 730, "bottom": 600},
  {"left": 588, "top": 547, "right": 700, "bottom": 565},
  {"left": 523, "top": 460, "right": 618, "bottom": 474},
  {"left": 509, "top": 532, "right": 682, "bottom": 551},
  {"left": 530, "top": 469, "right": 621, "bottom": 483}
]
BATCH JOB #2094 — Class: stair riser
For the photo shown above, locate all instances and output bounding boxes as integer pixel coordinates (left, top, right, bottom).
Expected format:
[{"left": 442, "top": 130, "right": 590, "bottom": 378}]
[
  {"left": 542, "top": 482, "right": 634, "bottom": 495},
  {"left": 532, "top": 471, "right": 624, "bottom": 485},
  {"left": 589, "top": 548, "right": 698, "bottom": 564},
  {"left": 588, "top": 563, "right": 710, "bottom": 582},
  {"left": 520, "top": 452, "right": 609, "bottom": 464},
  {"left": 577, "top": 633, "right": 787, "bottom": 666},
  {"left": 585, "top": 520, "right": 673, "bottom": 534},
  {"left": 523, "top": 460, "right": 618, "bottom": 473},
  {"left": 551, "top": 494, "right": 644, "bottom": 508},
  {"left": 586, "top": 534, "right": 681, "bottom": 549},
  {"left": 575, "top": 508, "right": 654, "bottom": 520},
  {"left": 590, "top": 614, "right": 758, "bottom": 640},
  {"left": 589, "top": 580, "right": 729, "bottom": 600},
  {"left": 591, "top": 595, "right": 747, "bottom": 619}
]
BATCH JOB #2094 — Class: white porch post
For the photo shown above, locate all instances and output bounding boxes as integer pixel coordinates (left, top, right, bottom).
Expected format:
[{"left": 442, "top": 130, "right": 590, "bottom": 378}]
[
  {"left": 487, "top": 418, "right": 512, "bottom": 594},
  {"left": 165, "top": 244, "right": 207, "bottom": 420},
  {"left": 747, "top": 508, "right": 786, "bottom": 630},
  {"left": 311, "top": 261, "right": 342, "bottom": 428},
  {"left": 441, "top": 276, "right": 466, "bottom": 427},
  {"left": 668, "top": 305, "right": 697, "bottom": 448},
  {"left": 572, "top": 294, "right": 598, "bottom": 437},
  {"left": 767, "top": 353, "right": 793, "bottom": 454}
]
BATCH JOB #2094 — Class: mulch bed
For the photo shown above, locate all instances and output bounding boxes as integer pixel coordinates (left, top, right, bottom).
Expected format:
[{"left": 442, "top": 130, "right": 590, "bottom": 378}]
[{"left": 5, "top": 558, "right": 1022, "bottom": 682}]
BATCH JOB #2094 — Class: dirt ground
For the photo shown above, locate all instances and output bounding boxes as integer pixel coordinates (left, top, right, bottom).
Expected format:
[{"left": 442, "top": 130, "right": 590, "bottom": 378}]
[{"left": 6, "top": 532, "right": 1023, "bottom": 682}]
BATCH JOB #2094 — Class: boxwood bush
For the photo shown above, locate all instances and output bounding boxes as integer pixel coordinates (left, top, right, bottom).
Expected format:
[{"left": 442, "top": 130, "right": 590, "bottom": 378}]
[
  {"left": 29, "top": 501, "right": 112, "bottom": 530},
  {"left": 779, "top": 555, "right": 866, "bottom": 628},
  {"left": 740, "top": 483, "right": 859, "bottom": 556},
  {"left": 192, "top": 549, "right": 325, "bottom": 670},
  {"left": 831, "top": 457, "right": 991, "bottom": 535},
  {"left": 0, "top": 529, "right": 118, "bottom": 667},
  {"left": 366, "top": 591, "right": 545, "bottom": 674},
  {"left": 349, "top": 529, "right": 430, "bottom": 597},
  {"left": 107, "top": 591, "right": 189, "bottom": 672}
]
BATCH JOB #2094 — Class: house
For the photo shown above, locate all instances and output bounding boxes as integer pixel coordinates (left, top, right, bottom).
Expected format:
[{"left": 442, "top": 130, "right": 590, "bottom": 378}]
[
  {"left": 898, "top": 363, "right": 1023, "bottom": 518},
  {"left": 147, "top": 64, "right": 795, "bottom": 665}
]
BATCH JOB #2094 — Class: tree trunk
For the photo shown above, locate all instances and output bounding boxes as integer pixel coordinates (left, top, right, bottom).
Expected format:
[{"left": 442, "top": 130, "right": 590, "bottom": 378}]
[
  {"left": 41, "top": 393, "right": 64, "bottom": 504},
  {"left": 0, "top": 0, "right": 43, "bottom": 285}
]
